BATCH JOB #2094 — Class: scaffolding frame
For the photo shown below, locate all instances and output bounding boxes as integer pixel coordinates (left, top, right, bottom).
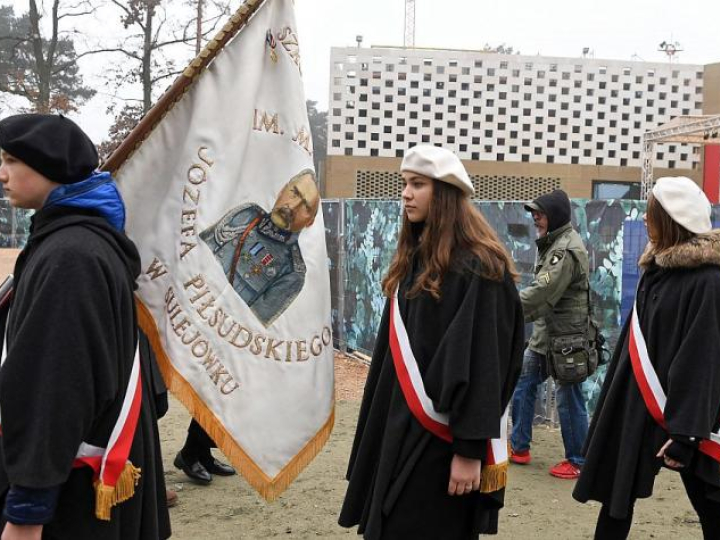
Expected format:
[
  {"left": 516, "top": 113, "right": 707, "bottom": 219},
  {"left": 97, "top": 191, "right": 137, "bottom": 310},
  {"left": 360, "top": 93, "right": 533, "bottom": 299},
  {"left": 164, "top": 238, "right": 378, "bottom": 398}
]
[{"left": 641, "top": 114, "right": 720, "bottom": 199}]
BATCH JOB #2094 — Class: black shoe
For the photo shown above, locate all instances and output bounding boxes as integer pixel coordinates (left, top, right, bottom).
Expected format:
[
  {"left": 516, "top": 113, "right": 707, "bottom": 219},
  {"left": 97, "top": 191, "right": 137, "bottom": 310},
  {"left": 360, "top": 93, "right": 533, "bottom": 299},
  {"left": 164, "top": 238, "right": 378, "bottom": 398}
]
[
  {"left": 200, "top": 457, "right": 236, "bottom": 476},
  {"left": 174, "top": 452, "right": 212, "bottom": 485}
]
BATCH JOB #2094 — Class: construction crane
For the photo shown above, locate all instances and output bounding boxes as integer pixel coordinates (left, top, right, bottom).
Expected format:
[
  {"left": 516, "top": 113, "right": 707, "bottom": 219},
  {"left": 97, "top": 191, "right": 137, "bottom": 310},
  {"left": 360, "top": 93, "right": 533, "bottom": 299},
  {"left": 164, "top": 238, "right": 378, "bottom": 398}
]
[{"left": 404, "top": 0, "right": 415, "bottom": 48}]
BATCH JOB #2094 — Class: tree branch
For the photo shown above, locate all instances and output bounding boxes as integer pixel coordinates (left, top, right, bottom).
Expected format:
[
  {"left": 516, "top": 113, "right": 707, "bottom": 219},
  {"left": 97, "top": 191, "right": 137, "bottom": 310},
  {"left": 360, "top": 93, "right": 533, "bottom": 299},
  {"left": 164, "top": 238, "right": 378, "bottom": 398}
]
[
  {"left": 150, "top": 69, "right": 183, "bottom": 85},
  {"left": 57, "top": 9, "right": 97, "bottom": 20}
]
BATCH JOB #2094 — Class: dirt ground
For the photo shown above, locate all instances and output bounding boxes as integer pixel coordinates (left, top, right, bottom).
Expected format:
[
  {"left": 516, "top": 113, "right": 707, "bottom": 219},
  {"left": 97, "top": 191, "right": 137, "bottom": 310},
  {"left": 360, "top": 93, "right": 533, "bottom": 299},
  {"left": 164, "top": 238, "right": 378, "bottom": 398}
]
[{"left": 162, "top": 354, "right": 701, "bottom": 539}]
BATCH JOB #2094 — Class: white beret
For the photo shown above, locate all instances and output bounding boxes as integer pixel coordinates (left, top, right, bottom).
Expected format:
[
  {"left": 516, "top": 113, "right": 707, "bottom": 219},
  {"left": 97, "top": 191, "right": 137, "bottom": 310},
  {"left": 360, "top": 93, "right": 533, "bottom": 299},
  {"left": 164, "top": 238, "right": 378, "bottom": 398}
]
[
  {"left": 400, "top": 145, "right": 474, "bottom": 197},
  {"left": 652, "top": 176, "right": 712, "bottom": 234}
]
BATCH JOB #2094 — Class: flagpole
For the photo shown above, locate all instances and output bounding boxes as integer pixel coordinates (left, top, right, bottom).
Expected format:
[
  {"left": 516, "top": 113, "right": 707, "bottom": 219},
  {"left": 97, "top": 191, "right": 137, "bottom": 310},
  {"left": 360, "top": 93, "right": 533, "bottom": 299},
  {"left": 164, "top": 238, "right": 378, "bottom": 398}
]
[{"left": 102, "top": 0, "right": 268, "bottom": 174}]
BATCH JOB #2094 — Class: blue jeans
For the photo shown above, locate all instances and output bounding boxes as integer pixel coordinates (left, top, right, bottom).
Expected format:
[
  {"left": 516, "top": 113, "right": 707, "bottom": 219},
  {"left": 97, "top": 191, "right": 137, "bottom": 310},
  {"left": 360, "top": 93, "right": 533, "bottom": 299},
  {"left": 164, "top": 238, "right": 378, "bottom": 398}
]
[{"left": 510, "top": 348, "right": 589, "bottom": 466}]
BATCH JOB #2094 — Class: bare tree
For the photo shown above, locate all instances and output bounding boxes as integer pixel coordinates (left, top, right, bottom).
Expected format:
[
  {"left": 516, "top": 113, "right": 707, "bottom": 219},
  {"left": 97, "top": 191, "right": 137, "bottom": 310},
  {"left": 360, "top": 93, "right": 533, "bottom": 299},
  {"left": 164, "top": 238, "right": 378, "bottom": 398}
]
[
  {"left": 0, "top": 2, "right": 96, "bottom": 113},
  {"left": 100, "top": 0, "right": 237, "bottom": 160},
  {"left": 307, "top": 100, "right": 327, "bottom": 180},
  {"left": 195, "top": 0, "right": 203, "bottom": 55},
  {"left": 102, "top": 0, "right": 235, "bottom": 114}
]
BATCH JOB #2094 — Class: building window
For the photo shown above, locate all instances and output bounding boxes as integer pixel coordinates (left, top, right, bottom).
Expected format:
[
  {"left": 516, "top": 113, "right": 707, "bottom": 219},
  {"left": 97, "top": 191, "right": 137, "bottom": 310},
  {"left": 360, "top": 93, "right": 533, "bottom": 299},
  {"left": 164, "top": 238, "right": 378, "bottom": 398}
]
[{"left": 592, "top": 181, "right": 641, "bottom": 199}]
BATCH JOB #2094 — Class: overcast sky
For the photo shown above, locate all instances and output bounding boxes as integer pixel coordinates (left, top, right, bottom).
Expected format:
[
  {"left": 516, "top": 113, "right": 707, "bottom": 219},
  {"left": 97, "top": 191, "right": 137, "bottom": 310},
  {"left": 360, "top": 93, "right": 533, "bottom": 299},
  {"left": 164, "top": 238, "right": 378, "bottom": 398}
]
[{"left": 2, "top": 0, "right": 720, "bottom": 141}]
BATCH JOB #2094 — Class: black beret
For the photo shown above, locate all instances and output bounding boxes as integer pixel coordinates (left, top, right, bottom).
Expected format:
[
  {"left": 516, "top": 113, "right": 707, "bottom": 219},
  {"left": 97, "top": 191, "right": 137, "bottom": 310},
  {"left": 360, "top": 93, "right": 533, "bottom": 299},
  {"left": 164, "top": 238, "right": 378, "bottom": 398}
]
[{"left": 0, "top": 114, "right": 98, "bottom": 184}]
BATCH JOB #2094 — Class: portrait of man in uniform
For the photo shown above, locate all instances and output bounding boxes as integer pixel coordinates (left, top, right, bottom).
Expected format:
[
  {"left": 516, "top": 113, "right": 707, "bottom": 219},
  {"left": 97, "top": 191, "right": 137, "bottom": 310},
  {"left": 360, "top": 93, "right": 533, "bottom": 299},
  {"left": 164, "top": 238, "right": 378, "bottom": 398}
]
[{"left": 199, "top": 169, "right": 320, "bottom": 327}]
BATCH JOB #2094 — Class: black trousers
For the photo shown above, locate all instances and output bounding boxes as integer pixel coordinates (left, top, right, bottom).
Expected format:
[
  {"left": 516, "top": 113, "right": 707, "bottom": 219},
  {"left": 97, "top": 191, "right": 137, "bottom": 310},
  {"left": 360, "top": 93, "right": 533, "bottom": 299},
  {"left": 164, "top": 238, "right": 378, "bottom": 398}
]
[
  {"left": 595, "top": 471, "right": 720, "bottom": 540},
  {"left": 179, "top": 419, "right": 216, "bottom": 463}
]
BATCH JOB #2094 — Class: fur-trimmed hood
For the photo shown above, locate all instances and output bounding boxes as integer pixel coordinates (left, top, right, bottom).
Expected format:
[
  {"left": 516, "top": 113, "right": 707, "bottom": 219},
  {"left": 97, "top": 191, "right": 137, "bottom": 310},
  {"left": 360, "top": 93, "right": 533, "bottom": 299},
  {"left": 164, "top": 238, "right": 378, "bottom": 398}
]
[{"left": 639, "top": 229, "right": 720, "bottom": 269}]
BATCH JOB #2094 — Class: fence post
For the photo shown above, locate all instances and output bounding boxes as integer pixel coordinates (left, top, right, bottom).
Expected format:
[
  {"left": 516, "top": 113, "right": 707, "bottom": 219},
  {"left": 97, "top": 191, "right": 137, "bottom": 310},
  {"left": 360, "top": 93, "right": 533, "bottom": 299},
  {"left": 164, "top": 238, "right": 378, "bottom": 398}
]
[
  {"left": 336, "top": 198, "right": 347, "bottom": 353},
  {"left": 10, "top": 207, "right": 16, "bottom": 249},
  {"left": 545, "top": 379, "right": 558, "bottom": 426}
]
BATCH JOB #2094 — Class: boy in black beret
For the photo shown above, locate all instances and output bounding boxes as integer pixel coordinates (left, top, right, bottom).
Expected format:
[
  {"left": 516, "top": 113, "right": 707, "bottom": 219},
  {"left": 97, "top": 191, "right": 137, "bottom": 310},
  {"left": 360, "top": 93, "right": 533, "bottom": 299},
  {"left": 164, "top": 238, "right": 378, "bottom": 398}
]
[{"left": 0, "top": 114, "right": 170, "bottom": 539}]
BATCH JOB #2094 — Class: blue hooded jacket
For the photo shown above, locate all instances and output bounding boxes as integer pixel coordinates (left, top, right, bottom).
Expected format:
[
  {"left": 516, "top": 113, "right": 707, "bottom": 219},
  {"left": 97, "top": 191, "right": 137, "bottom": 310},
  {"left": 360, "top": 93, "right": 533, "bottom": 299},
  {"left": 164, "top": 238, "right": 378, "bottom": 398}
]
[{"left": 43, "top": 171, "right": 125, "bottom": 231}]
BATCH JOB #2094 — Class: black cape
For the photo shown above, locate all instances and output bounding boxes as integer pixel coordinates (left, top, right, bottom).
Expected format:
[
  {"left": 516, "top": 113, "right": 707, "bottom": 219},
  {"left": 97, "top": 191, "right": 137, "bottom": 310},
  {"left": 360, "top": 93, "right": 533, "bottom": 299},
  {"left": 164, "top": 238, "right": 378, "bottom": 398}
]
[
  {"left": 0, "top": 207, "right": 171, "bottom": 539},
  {"left": 339, "top": 254, "right": 524, "bottom": 539},
  {"left": 573, "top": 239, "right": 720, "bottom": 519}
]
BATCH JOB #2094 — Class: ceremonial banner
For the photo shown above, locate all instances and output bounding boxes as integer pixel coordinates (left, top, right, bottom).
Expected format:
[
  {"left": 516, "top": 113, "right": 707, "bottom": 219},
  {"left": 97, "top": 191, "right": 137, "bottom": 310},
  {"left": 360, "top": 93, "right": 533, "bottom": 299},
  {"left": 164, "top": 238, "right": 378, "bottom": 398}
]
[{"left": 110, "top": 0, "right": 334, "bottom": 500}]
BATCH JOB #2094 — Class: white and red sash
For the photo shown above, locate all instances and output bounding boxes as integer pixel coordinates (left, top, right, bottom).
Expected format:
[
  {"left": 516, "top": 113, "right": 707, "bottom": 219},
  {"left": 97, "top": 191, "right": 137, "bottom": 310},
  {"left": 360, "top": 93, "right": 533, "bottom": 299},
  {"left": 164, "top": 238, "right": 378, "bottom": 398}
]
[
  {"left": 72, "top": 345, "right": 143, "bottom": 480},
  {"left": 0, "top": 281, "right": 142, "bottom": 519},
  {"left": 71, "top": 344, "right": 143, "bottom": 520},
  {"left": 628, "top": 303, "right": 720, "bottom": 462},
  {"left": 388, "top": 293, "right": 509, "bottom": 467}
]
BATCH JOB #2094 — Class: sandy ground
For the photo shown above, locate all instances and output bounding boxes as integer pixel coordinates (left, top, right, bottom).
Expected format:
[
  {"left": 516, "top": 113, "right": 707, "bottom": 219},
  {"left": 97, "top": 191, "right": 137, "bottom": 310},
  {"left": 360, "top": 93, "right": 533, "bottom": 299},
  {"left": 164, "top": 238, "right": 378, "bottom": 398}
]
[{"left": 162, "top": 354, "right": 701, "bottom": 539}]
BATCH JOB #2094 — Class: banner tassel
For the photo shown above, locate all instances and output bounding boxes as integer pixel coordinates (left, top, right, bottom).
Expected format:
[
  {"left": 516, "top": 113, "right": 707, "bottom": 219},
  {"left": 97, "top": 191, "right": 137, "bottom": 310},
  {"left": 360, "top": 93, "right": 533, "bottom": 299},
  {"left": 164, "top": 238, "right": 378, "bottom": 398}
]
[{"left": 93, "top": 462, "right": 142, "bottom": 521}]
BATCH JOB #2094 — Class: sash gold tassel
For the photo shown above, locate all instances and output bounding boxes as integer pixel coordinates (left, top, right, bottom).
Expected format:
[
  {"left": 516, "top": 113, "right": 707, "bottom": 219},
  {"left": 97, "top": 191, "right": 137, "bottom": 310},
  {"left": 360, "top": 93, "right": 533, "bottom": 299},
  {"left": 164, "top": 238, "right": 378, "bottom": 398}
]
[
  {"left": 479, "top": 462, "right": 507, "bottom": 494},
  {"left": 93, "top": 462, "right": 142, "bottom": 521}
]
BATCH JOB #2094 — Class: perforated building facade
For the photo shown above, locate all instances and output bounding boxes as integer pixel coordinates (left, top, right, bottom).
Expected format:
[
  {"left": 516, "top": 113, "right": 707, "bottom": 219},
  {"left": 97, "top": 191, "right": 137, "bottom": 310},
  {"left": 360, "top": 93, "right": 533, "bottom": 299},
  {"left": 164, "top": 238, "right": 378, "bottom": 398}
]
[
  {"left": 355, "top": 170, "right": 560, "bottom": 200},
  {"left": 325, "top": 46, "right": 712, "bottom": 199}
]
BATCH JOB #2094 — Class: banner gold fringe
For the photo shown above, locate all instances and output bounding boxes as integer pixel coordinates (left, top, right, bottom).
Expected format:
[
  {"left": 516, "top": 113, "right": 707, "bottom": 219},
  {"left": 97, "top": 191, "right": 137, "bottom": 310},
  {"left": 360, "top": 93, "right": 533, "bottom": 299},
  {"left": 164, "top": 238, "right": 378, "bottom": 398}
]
[
  {"left": 94, "top": 462, "right": 142, "bottom": 521},
  {"left": 137, "top": 298, "right": 335, "bottom": 501},
  {"left": 479, "top": 462, "right": 508, "bottom": 494}
]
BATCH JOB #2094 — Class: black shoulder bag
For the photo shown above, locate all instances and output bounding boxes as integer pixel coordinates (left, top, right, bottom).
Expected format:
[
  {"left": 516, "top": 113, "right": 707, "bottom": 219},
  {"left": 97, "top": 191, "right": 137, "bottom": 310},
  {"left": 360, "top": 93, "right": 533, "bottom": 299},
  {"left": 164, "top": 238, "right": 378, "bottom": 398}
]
[{"left": 547, "top": 278, "right": 605, "bottom": 384}]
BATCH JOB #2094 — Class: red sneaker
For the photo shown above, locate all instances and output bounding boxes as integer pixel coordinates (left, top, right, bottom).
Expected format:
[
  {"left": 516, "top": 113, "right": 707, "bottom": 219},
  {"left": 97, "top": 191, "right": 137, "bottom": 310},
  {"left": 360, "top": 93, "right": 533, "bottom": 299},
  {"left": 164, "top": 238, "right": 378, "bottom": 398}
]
[
  {"left": 549, "top": 460, "right": 581, "bottom": 479},
  {"left": 509, "top": 448, "right": 532, "bottom": 464}
]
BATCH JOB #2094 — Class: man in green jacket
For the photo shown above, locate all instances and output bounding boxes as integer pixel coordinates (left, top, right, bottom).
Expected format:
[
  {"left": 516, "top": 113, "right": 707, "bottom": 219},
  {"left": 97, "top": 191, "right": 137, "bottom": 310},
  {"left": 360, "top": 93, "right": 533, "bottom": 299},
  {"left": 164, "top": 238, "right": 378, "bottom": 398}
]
[{"left": 510, "top": 189, "right": 590, "bottom": 479}]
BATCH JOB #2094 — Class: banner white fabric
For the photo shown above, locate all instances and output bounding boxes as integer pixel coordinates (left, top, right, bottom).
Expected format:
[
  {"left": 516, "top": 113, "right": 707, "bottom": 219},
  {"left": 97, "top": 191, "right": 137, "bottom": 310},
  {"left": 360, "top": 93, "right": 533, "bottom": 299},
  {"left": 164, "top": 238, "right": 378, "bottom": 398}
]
[{"left": 116, "top": 0, "right": 333, "bottom": 500}]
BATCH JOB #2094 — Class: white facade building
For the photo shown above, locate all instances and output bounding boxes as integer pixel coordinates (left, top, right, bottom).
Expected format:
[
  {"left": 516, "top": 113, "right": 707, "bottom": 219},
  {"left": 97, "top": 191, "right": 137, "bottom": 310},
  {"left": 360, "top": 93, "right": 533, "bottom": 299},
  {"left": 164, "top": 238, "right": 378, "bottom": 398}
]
[{"left": 328, "top": 47, "right": 704, "bottom": 170}]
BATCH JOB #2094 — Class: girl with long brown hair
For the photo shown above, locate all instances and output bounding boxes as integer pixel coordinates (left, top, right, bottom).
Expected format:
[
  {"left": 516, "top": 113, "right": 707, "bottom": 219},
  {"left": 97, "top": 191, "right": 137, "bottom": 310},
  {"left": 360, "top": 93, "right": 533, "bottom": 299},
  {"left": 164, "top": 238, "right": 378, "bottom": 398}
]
[
  {"left": 339, "top": 145, "right": 525, "bottom": 539},
  {"left": 573, "top": 176, "right": 720, "bottom": 539}
]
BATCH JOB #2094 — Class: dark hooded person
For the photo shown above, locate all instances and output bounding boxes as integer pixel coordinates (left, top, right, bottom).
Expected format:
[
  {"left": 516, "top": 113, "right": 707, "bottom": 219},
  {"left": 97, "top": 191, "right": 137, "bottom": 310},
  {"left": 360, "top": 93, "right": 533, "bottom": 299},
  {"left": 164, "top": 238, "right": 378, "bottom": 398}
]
[
  {"left": 0, "top": 114, "right": 170, "bottom": 540},
  {"left": 338, "top": 145, "right": 525, "bottom": 539},
  {"left": 509, "top": 189, "right": 591, "bottom": 479},
  {"left": 573, "top": 176, "right": 720, "bottom": 539}
]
